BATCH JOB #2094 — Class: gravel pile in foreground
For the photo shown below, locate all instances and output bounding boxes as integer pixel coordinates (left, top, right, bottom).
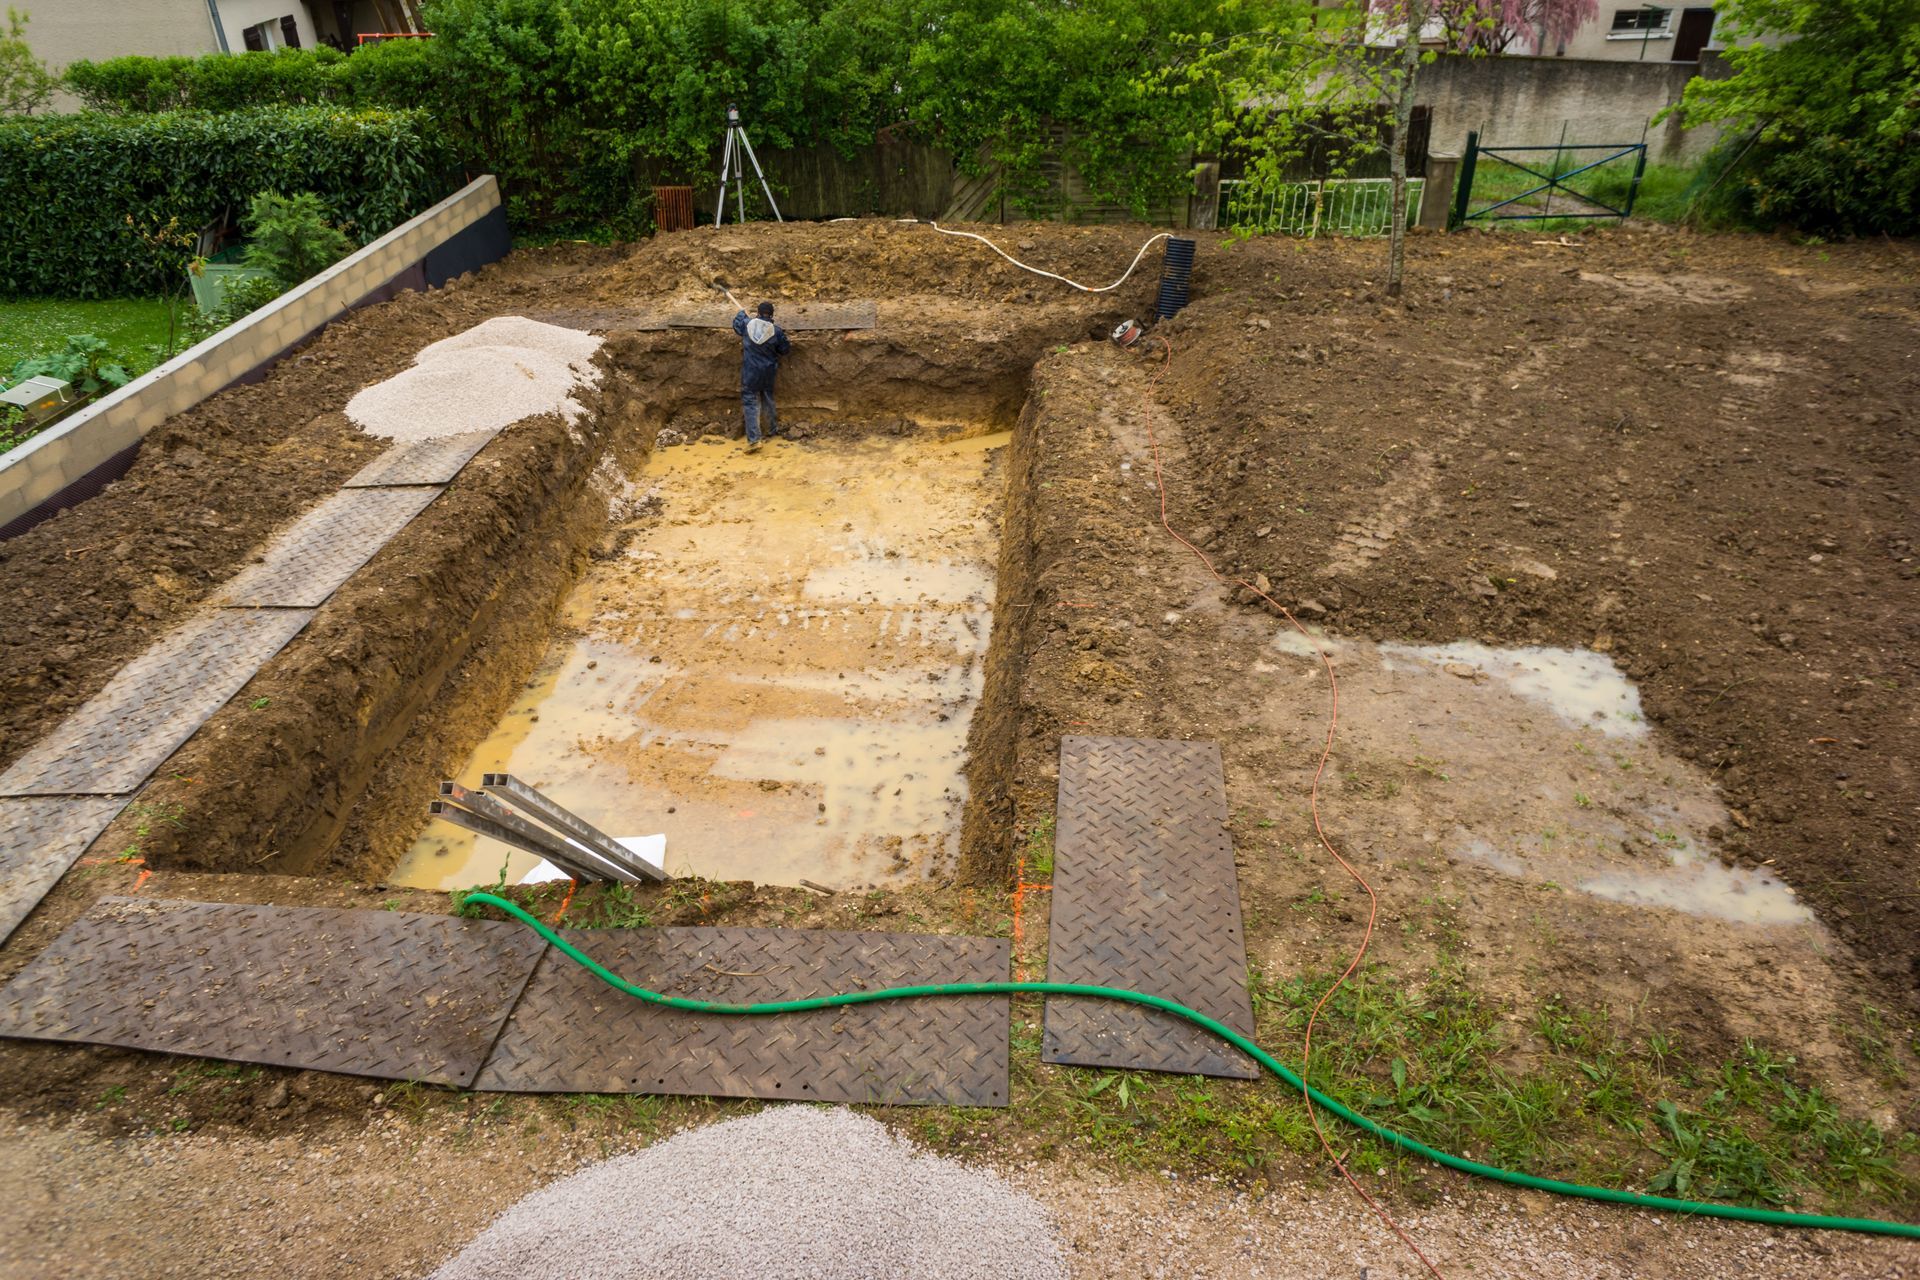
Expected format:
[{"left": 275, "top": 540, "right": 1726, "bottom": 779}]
[
  {"left": 430, "top": 1107, "right": 1067, "bottom": 1280},
  {"left": 347, "top": 315, "right": 602, "bottom": 441}
]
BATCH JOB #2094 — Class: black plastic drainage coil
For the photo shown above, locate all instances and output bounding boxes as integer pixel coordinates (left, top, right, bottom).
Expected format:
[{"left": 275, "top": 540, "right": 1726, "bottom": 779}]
[{"left": 1154, "top": 237, "right": 1196, "bottom": 320}]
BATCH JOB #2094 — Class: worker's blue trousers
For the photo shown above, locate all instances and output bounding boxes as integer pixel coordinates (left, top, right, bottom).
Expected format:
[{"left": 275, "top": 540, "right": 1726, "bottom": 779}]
[{"left": 741, "top": 389, "right": 777, "bottom": 444}]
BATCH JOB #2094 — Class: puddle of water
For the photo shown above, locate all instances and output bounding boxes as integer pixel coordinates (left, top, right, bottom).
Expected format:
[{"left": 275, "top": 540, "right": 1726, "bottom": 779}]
[
  {"left": 1576, "top": 850, "right": 1812, "bottom": 926},
  {"left": 1264, "top": 626, "right": 1813, "bottom": 929},
  {"left": 392, "top": 433, "right": 1007, "bottom": 892},
  {"left": 1453, "top": 833, "right": 1811, "bottom": 926},
  {"left": 1379, "top": 640, "right": 1646, "bottom": 738}
]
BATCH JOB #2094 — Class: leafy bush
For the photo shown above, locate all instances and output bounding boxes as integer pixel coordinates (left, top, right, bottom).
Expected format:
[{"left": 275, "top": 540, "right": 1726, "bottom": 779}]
[
  {"left": 63, "top": 47, "right": 351, "bottom": 112},
  {"left": 0, "top": 404, "right": 29, "bottom": 454},
  {"left": 338, "top": 36, "right": 441, "bottom": 109},
  {"left": 1668, "top": 0, "right": 1920, "bottom": 236},
  {"left": 0, "top": 108, "right": 450, "bottom": 297},
  {"left": 239, "top": 191, "right": 353, "bottom": 288},
  {"left": 8, "top": 333, "right": 132, "bottom": 397},
  {"left": 62, "top": 55, "right": 197, "bottom": 112},
  {"left": 903, "top": 0, "right": 1227, "bottom": 217},
  {"left": 54, "top": 0, "right": 1236, "bottom": 228}
]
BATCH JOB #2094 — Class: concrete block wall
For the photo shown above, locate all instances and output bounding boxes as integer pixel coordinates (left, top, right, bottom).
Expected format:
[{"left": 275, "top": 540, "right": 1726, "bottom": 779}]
[
  {"left": 0, "top": 176, "right": 507, "bottom": 537},
  {"left": 1416, "top": 54, "right": 1716, "bottom": 165}
]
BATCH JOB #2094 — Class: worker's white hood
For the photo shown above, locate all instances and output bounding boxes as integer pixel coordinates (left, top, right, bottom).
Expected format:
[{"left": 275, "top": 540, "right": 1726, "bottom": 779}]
[{"left": 746, "top": 317, "right": 776, "bottom": 343}]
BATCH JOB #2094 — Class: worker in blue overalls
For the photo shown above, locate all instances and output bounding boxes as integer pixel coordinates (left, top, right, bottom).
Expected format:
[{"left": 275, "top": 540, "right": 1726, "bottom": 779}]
[{"left": 731, "top": 299, "right": 792, "bottom": 454}]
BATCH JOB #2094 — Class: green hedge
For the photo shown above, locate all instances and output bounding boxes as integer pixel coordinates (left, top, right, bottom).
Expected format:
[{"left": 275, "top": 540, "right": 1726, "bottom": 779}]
[
  {"left": 61, "top": 41, "right": 439, "bottom": 114},
  {"left": 53, "top": 2, "right": 1232, "bottom": 229},
  {"left": 63, "top": 47, "right": 350, "bottom": 111},
  {"left": 0, "top": 107, "right": 452, "bottom": 298}
]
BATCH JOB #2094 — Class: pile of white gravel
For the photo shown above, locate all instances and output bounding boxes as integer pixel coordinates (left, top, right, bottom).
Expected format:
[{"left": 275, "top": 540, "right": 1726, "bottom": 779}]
[
  {"left": 429, "top": 1107, "right": 1067, "bottom": 1280},
  {"left": 346, "top": 315, "right": 603, "bottom": 441}
]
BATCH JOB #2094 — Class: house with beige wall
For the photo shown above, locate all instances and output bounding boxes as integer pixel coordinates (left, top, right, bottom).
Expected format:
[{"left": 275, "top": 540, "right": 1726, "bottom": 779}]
[
  {"left": 1375, "top": 1, "right": 1742, "bottom": 64},
  {"left": 1537, "top": 5, "right": 1724, "bottom": 62}
]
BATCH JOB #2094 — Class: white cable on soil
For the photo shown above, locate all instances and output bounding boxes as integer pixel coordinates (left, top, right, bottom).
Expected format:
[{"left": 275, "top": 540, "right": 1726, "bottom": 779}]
[
  {"left": 927, "top": 222, "right": 1170, "bottom": 293},
  {"left": 346, "top": 315, "right": 604, "bottom": 441},
  {"left": 429, "top": 1107, "right": 1066, "bottom": 1280}
]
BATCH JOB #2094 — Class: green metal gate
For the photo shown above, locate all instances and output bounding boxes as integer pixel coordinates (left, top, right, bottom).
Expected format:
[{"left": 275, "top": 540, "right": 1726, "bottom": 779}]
[{"left": 1449, "top": 131, "right": 1648, "bottom": 227}]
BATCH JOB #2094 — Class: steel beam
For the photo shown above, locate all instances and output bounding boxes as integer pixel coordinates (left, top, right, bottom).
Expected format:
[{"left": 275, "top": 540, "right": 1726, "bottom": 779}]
[
  {"left": 437, "top": 782, "right": 642, "bottom": 884},
  {"left": 482, "top": 773, "right": 666, "bottom": 882},
  {"left": 430, "top": 780, "right": 638, "bottom": 883},
  {"left": 427, "top": 801, "right": 601, "bottom": 882}
]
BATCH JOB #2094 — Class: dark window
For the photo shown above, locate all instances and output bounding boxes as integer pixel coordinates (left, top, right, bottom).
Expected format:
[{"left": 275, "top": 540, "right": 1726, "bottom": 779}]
[
  {"left": 241, "top": 23, "right": 267, "bottom": 51},
  {"left": 1611, "top": 7, "right": 1672, "bottom": 32},
  {"left": 281, "top": 15, "right": 301, "bottom": 47}
]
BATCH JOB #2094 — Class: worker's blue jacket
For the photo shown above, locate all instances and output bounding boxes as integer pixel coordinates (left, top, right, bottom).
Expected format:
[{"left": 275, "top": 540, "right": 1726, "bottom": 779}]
[{"left": 733, "top": 311, "right": 792, "bottom": 393}]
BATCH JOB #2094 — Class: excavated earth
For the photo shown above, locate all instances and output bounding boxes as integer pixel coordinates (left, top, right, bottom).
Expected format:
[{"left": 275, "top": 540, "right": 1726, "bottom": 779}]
[{"left": 0, "top": 220, "right": 1917, "bottom": 1279}]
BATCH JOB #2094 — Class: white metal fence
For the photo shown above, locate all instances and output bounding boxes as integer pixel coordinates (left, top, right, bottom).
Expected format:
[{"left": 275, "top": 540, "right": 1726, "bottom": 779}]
[{"left": 1219, "top": 178, "right": 1426, "bottom": 237}]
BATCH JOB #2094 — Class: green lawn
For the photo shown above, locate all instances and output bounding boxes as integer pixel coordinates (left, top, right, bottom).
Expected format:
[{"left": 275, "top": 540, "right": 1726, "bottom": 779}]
[{"left": 0, "top": 297, "right": 184, "bottom": 380}]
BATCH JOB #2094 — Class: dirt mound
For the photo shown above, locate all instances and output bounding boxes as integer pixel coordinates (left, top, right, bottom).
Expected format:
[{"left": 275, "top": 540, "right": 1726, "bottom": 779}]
[{"left": 587, "top": 218, "right": 1181, "bottom": 308}]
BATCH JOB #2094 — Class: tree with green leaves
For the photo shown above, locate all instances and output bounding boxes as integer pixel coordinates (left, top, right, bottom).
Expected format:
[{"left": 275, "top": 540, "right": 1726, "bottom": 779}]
[
  {"left": 1667, "top": 0, "right": 1920, "bottom": 236},
  {"left": 1158, "top": 2, "right": 1375, "bottom": 200},
  {"left": 907, "top": 0, "right": 1231, "bottom": 218},
  {"left": 1158, "top": 1, "right": 1427, "bottom": 290},
  {"left": 241, "top": 191, "right": 353, "bottom": 288},
  {"left": 1383, "top": 0, "right": 1430, "bottom": 299},
  {"left": 0, "top": 7, "right": 54, "bottom": 115}
]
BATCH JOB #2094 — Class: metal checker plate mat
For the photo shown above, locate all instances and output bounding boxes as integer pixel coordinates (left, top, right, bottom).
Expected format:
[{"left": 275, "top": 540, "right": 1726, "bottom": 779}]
[
  {"left": 529, "top": 301, "right": 877, "bottom": 333},
  {"left": 0, "top": 609, "right": 314, "bottom": 797},
  {"left": 0, "top": 797, "right": 129, "bottom": 944},
  {"left": 344, "top": 430, "right": 499, "bottom": 488},
  {"left": 211, "top": 486, "right": 442, "bottom": 608},
  {"left": 0, "top": 898, "right": 547, "bottom": 1087},
  {"left": 477, "top": 926, "right": 1010, "bottom": 1106},
  {"left": 1042, "top": 736, "right": 1258, "bottom": 1078}
]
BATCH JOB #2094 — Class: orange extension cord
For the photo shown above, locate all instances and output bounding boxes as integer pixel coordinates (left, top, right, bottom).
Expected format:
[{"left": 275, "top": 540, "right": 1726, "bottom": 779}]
[{"left": 1135, "top": 334, "right": 1446, "bottom": 1279}]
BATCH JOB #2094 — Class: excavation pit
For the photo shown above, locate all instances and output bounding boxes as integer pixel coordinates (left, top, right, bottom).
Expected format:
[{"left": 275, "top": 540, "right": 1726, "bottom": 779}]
[{"left": 394, "top": 430, "right": 1012, "bottom": 892}]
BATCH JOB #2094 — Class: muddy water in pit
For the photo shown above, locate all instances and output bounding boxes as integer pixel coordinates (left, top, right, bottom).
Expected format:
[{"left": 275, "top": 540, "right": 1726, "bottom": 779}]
[{"left": 392, "top": 433, "right": 1005, "bottom": 892}]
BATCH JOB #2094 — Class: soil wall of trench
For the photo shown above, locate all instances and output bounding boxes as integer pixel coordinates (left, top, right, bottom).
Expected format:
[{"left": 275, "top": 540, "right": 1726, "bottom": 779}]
[{"left": 125, "top": 313, "right": 1086, "bottom": 888}]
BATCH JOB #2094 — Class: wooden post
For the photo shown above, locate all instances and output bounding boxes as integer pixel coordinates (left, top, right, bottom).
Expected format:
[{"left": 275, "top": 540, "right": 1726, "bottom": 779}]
[
  {"left": 1420, "top": 154, "right": 1459, "bottom": 230},
  {"left": 1188, "top": 162, "right": 1221, "bottom": 231}
]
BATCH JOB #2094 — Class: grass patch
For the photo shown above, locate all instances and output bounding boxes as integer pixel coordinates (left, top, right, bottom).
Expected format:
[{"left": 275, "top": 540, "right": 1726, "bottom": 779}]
[
  {"left": 916, "top": 957, "right": 1919, "bottom": 1218},
  {"left": 0, "top": 297, "right": 181, "bottom": 377},
  {"left": 166, "top": 1060, "right": 262, "bottom": 1096},
  {"left": 1021, "top": 815, "right": 1055, "bottom": 879},
  {"left": 115, "top": 800, "right": 185, "bottom": 862},
  {"left": 454, "top": 877, "right": 750, "bottom": 930},
  {"left": 557, "top": 1092, "right": 671, "bottom": 1133}
]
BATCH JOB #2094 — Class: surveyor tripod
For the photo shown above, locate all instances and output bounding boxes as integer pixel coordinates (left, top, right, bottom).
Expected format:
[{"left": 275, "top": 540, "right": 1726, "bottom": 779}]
[{"left": 715, "top": 103, "right": 782, "bottom": 227}]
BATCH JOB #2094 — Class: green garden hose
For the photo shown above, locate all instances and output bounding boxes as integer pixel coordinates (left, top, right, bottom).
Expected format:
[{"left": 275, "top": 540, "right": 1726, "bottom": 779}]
[{"left": 465, "top": 891, "right": 1920, "bottom": 1241}]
